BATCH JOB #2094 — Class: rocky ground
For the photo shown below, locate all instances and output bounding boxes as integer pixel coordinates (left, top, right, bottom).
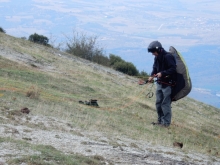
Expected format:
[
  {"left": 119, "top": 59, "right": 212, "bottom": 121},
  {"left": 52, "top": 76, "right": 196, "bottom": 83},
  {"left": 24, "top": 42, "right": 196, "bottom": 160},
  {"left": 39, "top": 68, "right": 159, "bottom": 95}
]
[{"left": 1, "top": 113, "right": 219, "bottom": 165}]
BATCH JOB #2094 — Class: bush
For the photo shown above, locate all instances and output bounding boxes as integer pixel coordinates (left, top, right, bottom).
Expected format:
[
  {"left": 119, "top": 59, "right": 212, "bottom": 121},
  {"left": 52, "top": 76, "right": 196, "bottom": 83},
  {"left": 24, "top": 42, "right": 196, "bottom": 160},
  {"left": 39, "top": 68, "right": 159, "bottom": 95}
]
[
  {"left": 109, "top": 54, "right": 123, "bottom": 66},
  {"left": 21, "top": 37, "right": 27, "bottom": 40},
  {"left": 0, "top": 27, "right": 6, "bottom": 33},
  {"left": 113, "top": 61, "right": 139, "bottom": 76},
  {"left": 28, "top": 33, "right": 49, "bottom": 45},
  {"left": 65, "top": 31, "right": 106, "bottom": 62},
  {"left": 92, "top": 54, "right": 110, "bottom": 66},
  {"left": 139, "top": 70, "right": 149, "bottom": 77},
  {"left": 65, "top": 31, "right": 143, "bottom": 76},
  {"left": 109, "top": 54, "right": 139, "bottom": 76}
]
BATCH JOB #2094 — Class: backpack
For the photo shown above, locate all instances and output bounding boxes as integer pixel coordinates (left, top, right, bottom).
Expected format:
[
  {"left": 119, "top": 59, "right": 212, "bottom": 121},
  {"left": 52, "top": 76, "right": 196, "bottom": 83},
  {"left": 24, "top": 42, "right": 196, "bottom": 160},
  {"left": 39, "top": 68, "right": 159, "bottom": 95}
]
[{"left": 169, "top": 46, "right": 192, "bottom": 101}]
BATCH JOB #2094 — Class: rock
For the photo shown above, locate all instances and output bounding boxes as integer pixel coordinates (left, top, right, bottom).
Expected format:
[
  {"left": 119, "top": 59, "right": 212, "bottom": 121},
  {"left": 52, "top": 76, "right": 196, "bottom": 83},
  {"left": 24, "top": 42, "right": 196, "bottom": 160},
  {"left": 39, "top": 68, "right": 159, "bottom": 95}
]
[
  {"left": 173, "top": 142, "right": 183, "bottom": 148},
  {"left": 21, "top": 107, "right": 30, "bottom": 114}
]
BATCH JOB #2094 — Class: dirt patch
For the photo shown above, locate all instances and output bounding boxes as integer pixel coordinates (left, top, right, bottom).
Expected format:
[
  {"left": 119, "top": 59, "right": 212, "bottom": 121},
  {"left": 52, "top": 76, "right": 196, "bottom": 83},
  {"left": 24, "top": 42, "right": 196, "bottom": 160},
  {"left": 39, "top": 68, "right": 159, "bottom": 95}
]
[{"left": 0, "top": 45, "right": 55, "bottom": 72}]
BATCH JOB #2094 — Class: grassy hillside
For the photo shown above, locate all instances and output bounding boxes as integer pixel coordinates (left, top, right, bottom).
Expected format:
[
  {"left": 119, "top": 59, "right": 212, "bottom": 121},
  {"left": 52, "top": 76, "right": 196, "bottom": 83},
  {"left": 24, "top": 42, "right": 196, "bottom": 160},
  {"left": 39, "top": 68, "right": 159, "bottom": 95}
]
[{"left": 0, "top": 33, "right": 220, "bottom": 164}]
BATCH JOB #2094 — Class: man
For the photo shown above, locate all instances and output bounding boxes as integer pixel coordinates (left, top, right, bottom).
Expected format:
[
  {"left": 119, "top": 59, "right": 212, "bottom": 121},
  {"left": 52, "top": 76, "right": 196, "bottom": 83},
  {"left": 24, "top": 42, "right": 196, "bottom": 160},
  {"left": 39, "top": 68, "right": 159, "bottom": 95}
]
[{"left": 147, "top": 41, "right": 176, "bottom": 127}]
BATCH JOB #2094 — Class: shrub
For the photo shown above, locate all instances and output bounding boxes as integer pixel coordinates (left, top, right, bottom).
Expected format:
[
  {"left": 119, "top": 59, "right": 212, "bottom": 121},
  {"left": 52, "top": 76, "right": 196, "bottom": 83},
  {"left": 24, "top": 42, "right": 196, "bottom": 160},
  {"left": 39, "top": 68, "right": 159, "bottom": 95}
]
[
  {"left": 92, "top": 54, "right": 110, "bottom": 66},
  {"left": 65, "top": 31, "right": 142, "bottom": 76},
  {"left": 65, "top": 31, "right": 106, "bottom": 62},
  {"left": 21, "top": 37, "right": 27, "bottom": 40},
  {"left": 109, "top": 54, "right": 125, "bottom": 66},
  {"left": 28, "top": 33, "right": 49, "bottom": 45},
  {"left": 0, "top": 27, "right": 6, "bottom": 33},
  {"left": 110, "top": 54, "right": 139, "bottom": 76},
  {"left": 113, "top": 61, "right": 139, "bottom": 76},
  {"left": 139, "top": 70, "right": 149, "bottom": 77}
]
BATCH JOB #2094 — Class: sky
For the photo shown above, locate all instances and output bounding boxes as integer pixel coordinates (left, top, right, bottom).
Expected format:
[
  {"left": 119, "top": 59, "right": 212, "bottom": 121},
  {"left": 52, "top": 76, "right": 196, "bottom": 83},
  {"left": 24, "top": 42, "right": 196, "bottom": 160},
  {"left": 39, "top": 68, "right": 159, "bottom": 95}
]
[
  {"left": 1, "top": 0, "right": 220, "bottom": 48},
  {"left": 1, "top": 0, "right": 220, "bottom": 108}
]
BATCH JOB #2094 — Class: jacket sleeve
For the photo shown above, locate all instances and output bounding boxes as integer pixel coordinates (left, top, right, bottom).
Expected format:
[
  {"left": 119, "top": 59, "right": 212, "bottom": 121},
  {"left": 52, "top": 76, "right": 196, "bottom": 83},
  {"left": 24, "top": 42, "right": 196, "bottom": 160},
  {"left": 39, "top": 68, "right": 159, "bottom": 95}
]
[
  {"left": 151, "top": 58, "right": 157, "bottom": 76},
  {"left": 161, "top": 54, "right": 176, "bottom": 76}
]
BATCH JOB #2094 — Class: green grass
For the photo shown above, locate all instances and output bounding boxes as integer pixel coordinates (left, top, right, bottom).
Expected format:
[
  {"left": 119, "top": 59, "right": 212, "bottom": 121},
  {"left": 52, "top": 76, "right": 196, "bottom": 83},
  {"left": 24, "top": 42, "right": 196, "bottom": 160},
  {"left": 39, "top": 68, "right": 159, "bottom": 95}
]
[
  {"left": 8, "top": 145, "right": 103, "bottom": 165},
  {"left": 1, "top": 138, "right": 105, "bottom": 165}
]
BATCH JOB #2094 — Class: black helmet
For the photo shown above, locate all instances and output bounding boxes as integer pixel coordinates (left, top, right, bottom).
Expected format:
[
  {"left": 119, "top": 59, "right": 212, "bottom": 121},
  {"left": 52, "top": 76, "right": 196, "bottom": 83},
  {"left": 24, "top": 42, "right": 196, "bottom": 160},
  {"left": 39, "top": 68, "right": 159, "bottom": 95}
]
[{"left": 148, "top": 41, "right": 162, "bottom": 53}]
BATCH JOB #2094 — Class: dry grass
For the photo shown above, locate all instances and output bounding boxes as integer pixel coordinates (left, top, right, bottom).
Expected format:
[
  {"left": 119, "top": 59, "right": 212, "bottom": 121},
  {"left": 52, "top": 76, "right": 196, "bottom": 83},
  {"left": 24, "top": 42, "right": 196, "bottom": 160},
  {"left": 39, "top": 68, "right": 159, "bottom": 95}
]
[
  {"left": 1, "top": 33, "right": 220, "bottom": 163},
  {"left": 26, "top": 85, "right": 40, "bottom": 99}
]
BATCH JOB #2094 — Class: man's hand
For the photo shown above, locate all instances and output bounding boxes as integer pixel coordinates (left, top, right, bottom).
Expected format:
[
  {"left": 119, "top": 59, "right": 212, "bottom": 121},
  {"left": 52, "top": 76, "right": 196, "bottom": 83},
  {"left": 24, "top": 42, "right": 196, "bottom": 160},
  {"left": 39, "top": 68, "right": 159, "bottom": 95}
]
[
  {"left": 155, "top": 72, "right": 162, "bottom": 78},
  {"left": 138, "top": 79, "right": 146, "bottom": 85},
  {"left": 148, "top": 76, "right": 154, "bottom": 83}
]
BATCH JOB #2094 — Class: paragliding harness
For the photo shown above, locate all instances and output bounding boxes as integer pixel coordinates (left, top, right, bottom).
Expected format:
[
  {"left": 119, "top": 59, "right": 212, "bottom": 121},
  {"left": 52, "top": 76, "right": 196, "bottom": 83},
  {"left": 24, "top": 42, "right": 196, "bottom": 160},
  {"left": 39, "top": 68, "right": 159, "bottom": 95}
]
[
  {"left": 138, "top": 79, "right": 154, "bottom": 98},
  {"left": 138, "top": 77, "right": 176, "bottom": 99}
]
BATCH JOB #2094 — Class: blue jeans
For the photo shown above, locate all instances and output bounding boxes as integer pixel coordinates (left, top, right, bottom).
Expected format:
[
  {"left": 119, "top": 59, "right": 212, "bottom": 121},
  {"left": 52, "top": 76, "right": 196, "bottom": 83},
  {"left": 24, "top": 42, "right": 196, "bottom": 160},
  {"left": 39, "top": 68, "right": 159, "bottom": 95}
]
[{"left": 156, "top": 84, "right": 172, "bottom": 126}]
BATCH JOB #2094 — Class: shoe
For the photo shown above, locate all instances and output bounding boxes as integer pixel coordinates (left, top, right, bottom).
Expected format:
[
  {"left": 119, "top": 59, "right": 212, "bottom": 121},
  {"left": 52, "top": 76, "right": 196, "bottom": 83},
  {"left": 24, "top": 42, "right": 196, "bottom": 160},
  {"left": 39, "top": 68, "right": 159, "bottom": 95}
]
[
  {"left": 158, "top": 124, "right": 169, "bottom": 128},
  {"left": 151, "top": 122, "right": 161, "bottom": 125}
]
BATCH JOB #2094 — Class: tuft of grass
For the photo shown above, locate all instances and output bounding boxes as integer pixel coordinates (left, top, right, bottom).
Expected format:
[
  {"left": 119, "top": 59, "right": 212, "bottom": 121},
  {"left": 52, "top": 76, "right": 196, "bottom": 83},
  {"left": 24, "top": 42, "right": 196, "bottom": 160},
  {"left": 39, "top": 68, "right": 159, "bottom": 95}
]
[{"left": 26, "top": 85, "right": 40, "bottom": 99}]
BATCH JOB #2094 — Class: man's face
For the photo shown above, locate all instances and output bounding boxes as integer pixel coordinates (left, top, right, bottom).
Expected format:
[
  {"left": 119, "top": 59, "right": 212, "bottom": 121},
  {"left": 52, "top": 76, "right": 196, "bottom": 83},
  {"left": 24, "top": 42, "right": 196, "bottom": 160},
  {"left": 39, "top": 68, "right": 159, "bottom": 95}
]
[{"left": 152, "top": 51, "right": 158, "bottom": 56}]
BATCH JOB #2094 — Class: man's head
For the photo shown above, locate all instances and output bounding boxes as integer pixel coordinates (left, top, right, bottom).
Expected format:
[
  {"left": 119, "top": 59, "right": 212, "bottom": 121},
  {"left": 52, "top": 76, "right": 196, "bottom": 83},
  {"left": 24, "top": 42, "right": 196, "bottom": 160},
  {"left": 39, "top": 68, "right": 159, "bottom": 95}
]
[{"left": 148, "top": 41, "right": 163, "bottom": 56}]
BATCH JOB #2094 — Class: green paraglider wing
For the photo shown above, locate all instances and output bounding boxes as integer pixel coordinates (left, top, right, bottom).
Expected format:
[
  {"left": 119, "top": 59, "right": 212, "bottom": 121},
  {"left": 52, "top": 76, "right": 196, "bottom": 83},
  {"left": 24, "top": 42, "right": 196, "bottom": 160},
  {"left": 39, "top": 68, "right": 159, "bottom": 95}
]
[{"left": 169, "top": 46, "right": 192, "bottom": 101}]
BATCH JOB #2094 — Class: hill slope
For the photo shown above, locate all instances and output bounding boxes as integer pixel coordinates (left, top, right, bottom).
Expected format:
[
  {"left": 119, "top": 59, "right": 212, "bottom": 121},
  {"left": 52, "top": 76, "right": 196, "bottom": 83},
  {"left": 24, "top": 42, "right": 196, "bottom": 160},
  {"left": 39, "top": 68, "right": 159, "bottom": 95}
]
[{"left": 0, "top": 33, "right": 220, "bottom": 165}]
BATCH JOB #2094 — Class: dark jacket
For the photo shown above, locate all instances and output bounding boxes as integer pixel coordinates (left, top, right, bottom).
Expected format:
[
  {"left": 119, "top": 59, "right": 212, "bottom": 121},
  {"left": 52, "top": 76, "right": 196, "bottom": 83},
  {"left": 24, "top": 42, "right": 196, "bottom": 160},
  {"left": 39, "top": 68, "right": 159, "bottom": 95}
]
[{"left": 151, "top": 49, "right": 176, "bottom": 87}]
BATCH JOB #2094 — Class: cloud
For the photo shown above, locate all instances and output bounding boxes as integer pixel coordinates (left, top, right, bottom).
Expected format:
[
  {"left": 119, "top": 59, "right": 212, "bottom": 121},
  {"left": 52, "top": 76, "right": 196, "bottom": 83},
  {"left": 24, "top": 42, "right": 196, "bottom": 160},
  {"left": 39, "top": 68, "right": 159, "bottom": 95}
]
[
  {"left": 34, "top": 4, "right": 80, "bottom": 13},
  {"left": 32, "top": 0, "right": 63, "bottom": 3},
  {"left": 5, "top": 15, "right": 33, "bottom": 22},
  {"left": 32, "top": 0, "right": 81, "bottom": 13},
  {"left": 33, "top": 19, "right": 53, "bottom": 26},
  {"left": 7, "top": 26, "right": 47, "bottom": 37},
  {"left": 193, "top": 88, "right": 212, "bottom": 95},
  {"left": 0, "top": 0, "right": 10, "bottom": 2}
]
